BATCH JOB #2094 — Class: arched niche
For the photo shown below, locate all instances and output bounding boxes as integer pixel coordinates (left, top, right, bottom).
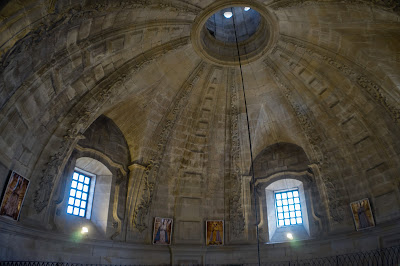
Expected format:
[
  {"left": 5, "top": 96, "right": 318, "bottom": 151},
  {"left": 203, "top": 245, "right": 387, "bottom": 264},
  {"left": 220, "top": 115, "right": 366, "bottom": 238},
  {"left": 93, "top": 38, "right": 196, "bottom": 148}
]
[
  {"left": 251, "top": 143, "right": 325, "bottom": 243},
  {"left": 54, "top": 157, "right": 112, "bottom": 238},
  {"left": 50, "top": 115, "right": 130, "bottom": 240}
]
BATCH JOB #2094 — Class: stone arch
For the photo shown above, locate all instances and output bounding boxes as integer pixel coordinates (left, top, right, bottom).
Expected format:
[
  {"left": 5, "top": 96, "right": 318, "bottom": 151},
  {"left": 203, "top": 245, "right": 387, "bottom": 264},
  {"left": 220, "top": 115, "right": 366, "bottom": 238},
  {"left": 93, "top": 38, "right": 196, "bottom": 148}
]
[{"left": 250, "top": 142, "right": 326, "bottom": 242}]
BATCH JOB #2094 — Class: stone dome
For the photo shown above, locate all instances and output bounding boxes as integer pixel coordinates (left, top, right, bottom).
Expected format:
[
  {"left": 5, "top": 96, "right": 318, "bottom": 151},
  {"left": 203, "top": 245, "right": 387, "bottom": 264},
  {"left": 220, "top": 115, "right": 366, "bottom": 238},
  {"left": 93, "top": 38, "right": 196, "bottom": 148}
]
[{"left": 0, "top": 0, "right": 399, "bottom": 264}]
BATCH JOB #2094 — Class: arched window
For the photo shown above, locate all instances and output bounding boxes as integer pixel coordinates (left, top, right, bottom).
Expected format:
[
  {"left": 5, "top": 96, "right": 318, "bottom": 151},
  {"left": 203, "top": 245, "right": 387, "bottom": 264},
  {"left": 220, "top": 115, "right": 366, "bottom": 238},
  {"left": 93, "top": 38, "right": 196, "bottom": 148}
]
[
  {"left": 251, "top": 143, "right": 323, "bottom": 243},
  {"left": 55, "top": 157, "right": 112, "bottom": 237}
]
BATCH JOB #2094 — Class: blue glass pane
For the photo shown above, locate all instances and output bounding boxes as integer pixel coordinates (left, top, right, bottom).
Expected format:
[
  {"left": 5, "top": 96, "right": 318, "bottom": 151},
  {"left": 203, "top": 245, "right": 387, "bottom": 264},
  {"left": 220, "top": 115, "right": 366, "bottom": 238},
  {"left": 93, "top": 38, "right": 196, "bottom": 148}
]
[
  {"left": 275, "top": 189, "right": 302, "bottom": 228},
  {"left": 74, "top": 199, "right": 81, "bottom": 207},
  {"left": 73, "top": 173, "right": 79, "bottom": 180},
  {"left": 67, "top": 171, "right": 92, "bottom": 217},
  {"left": 68, "top": 197, "right": 74, "bottom": 205}
]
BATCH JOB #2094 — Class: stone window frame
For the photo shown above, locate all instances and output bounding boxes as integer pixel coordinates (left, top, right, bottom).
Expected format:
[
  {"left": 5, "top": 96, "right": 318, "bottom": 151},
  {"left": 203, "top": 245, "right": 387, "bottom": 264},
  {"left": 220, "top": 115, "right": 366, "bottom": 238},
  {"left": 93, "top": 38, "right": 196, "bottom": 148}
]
[
  {"left": 254, "top": 170, "right": 319, "bottom": 243},
  {"left": 54, "top": 148, "right": 127, "bottom": 239}
]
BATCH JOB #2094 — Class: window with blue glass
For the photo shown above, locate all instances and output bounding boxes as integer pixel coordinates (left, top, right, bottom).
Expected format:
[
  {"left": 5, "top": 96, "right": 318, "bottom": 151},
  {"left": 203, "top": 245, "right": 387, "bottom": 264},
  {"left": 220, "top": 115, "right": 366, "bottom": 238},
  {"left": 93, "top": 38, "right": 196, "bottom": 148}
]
[
  {"left": 66, "top": 171, "right": 91, "bottom": 217},
  {"left": 275, "top": 189, "right": 303, "bottom": 227}
]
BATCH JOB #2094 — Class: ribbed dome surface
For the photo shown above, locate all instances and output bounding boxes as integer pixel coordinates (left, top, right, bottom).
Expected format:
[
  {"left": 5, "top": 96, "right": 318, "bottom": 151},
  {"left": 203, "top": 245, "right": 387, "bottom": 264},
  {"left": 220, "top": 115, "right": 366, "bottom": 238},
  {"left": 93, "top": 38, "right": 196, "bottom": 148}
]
[{"left": 0, "top": 0, "right": 399, "bottom": 264}]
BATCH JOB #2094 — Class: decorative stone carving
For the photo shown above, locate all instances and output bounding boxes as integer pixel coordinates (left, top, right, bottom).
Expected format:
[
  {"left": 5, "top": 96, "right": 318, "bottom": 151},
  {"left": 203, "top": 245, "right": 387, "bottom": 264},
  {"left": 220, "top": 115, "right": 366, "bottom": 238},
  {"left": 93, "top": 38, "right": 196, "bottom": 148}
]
[
  {"left": 269, "top": 0, "right": 400, "bottom": 14},
  {"left": 263, "top": 58, "right": 346, "bottom": 222},
  {"left": 131, "top": 61, "right": 207, "bottom": 233},
  {"left": 0, "top": 0, "right": 197, "bottom": 71},
  {"left": 86, "top": 0, "right": 201, "bottom": 15},
  {"left": 280, "top": 35, "right": 400, "bottom": 124},
  {"left": 33, "top": 37, "right": 190, "bottom": 213},
  {"left": 228, "top": 69, "right": 246, "bottom": 238}
]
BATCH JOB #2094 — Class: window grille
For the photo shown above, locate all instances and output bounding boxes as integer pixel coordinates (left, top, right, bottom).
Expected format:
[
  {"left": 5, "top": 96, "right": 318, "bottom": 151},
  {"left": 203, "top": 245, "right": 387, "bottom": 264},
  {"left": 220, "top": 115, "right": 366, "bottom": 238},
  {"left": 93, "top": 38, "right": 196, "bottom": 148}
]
[
  {"left": 66, "top": 171, "right": 91, "bottom": 217},
  {"left": 275, "top": 189, "right": 303, "bottom": 227}
]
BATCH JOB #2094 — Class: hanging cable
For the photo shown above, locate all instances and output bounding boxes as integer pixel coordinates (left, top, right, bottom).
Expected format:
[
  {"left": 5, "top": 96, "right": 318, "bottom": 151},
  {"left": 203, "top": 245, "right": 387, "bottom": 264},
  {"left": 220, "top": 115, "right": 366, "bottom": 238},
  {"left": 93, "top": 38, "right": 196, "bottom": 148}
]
[{"left": 231, "top": 7, "right": 261, "bottom": 266}]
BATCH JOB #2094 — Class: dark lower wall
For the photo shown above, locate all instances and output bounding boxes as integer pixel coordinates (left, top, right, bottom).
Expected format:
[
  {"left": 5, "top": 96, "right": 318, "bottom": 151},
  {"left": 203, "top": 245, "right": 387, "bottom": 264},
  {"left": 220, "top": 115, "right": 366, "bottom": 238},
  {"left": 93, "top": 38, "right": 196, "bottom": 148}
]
[{"left": 1, "top": 217, "right": 399, "bottom": 264}]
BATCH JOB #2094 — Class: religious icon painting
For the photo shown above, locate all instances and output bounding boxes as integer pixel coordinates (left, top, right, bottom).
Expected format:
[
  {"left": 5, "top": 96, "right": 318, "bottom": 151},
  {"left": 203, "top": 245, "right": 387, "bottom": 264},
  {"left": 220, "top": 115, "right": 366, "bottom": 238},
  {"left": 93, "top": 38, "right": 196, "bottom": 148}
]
[
  {"left": 350, "top": 198, "right": 375, "bottom": 231},
  {"left": 152, "top": 217, "right": 173, "bottom": 245},
  {"left": 0, "top": 171, "right": 30, "bottom": 221},
  {"left": 206, "top": 220, "right": 224, "bottom": 246}
]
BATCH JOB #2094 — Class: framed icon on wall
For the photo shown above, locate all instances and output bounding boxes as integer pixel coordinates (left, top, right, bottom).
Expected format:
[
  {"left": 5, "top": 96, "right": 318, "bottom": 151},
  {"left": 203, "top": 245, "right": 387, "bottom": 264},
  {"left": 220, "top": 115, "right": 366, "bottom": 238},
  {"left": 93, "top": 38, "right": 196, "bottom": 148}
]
[
  {"left": 152, "top": 217, "right": 173, "bottom": 245},
  {"left": 206, "top": 220, "right": 224, "bottom": 246},
  {"left": 350, "top": 198, "right": 375, "bottom": 231},
  {"left": 0, "top": 171, "right": 30, "bottom": 221}
]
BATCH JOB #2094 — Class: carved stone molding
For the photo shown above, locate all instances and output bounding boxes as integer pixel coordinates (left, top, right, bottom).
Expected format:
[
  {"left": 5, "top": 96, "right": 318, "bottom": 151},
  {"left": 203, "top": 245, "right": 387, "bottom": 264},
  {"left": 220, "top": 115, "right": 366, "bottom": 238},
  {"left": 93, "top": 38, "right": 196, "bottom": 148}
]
[
  {"left": 228, "top": 69, "right": 246, "bottom": 239},
  {"left": 85, "top": 0, "right": 201, "bottom": 15},
  {"left": 33, "top": 37, "right": 190, "bottom": 213},
  {"left": 279, "top": 35, "right": 400, "bottom": 124},
  {"left": 74, "top": 145, "right": 127, "bottom": 176},
  {"left": 268, "top": 0, "right": 400, "bottom": 15},
  {"left": 130, "top": 61, "right": 207, "bottom": 234},
  {"left": 263, "top": 58, "right": 345, "bottom": 223},
  {"left": 0, "top": 0, "right": 197, "bottom": 72}
]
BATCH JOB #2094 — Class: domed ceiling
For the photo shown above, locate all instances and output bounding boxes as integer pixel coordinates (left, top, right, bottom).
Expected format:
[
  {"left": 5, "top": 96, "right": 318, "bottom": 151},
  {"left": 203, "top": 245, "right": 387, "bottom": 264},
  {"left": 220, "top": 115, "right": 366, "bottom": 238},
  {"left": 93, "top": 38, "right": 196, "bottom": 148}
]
[{"left": 0, "top": 0, "right": 400, "bottom": 260}]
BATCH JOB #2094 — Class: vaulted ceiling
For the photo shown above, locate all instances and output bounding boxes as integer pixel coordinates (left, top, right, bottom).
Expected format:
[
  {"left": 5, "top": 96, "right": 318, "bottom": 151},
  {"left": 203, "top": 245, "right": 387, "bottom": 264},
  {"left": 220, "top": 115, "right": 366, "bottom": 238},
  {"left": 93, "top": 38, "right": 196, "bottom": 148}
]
[{"left": 0, "top": 0, "right": 399, "bottom": 231}]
